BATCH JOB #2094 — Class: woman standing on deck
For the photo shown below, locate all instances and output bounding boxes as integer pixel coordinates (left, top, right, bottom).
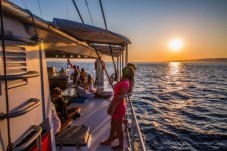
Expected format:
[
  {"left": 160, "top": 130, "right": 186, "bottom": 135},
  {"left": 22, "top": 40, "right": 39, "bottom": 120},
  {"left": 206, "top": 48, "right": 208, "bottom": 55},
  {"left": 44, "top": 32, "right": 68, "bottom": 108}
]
[
  {"left": 100, "top": 66, "right": 134, "bottom": 150},
  {"left": 73, "top": 65, "right": 79, "bottom": 84},
  {"left": 127, "top": 63, "right": 136, "bottom": 96}
]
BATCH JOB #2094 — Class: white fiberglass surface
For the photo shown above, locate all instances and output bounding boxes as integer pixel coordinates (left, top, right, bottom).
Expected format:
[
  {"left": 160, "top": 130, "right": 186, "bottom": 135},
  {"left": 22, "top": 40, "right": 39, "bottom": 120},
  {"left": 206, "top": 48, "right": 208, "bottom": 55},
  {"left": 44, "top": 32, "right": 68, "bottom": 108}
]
[{"left": 67, "top": 98, "right": 129, "bottom": 151}]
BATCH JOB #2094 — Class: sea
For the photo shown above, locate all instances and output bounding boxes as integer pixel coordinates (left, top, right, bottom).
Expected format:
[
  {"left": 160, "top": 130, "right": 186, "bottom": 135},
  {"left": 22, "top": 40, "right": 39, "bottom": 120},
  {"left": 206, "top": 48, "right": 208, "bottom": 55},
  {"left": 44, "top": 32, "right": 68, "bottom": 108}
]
[{"left": 47, "top": 60, "right": 227, "bottom": 151}]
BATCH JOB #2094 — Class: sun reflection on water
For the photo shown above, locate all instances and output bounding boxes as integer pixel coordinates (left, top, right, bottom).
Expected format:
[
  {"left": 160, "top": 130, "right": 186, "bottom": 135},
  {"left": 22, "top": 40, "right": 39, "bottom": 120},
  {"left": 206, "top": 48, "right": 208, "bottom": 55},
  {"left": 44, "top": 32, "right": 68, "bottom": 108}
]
[
  {"left": 165, "top": 62, "right": 185, "bottom": 92},
  {"left": 159, "top": 62, "right": 188, "bottom": 128},
  {"left": 169, "top": 62, "right": 181, "bottom": 75}
]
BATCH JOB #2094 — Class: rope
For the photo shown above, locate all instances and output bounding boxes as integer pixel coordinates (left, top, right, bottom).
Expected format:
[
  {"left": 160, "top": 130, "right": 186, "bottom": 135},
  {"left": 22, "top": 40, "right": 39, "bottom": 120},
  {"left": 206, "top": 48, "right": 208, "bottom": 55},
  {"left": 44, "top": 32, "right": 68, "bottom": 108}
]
[
  {"left": 25, "top": 9, "right": 40, "bottom": 41},
  {"left": 72, "top": 0, "right": 84, "bottom": 24},
  {"left": 21, "top": 0, "right": 27, "bottom": 9},
  {"left": 99, "top": 0, "right": 107, "bottom": 30},
  {"left": 67, "top": 0, "right": 69, "bottom": 19},
  {"left": 71, "top": 1, "right": 114, "bottom": 89},
  {"left": 122, "top": 51, "right": 124, "bottom": 72},
  {"left": 99, "top": 0, "right": 118, "bottom": 81},
  {"left": 109, "top": 45, "right": 118, "bottom": 80},
  {"left": 37, "top": 0, "right": 43, "bottom": 18},
  {"left": 0, "top": 0, "right": 13, "bottom": 150},
  {"left": 92, "top": 44, "right": 114, "bottom": 89},
  {"left": 84, "top": 0, "right": 94, "bottom": 25}
]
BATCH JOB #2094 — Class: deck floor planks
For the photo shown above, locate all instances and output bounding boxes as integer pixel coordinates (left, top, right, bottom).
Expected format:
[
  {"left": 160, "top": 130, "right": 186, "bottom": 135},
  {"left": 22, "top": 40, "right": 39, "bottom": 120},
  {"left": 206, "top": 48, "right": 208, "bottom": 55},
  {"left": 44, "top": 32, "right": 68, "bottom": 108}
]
[{"left": 68, "top": 98, "right": 130, "bottom": 151}]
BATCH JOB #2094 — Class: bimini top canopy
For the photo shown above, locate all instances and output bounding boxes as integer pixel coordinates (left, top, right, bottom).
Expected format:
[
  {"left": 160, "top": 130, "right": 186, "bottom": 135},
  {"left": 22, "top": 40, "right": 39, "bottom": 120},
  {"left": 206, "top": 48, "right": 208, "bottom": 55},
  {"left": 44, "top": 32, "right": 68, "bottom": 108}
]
[
  {"left": 52, "top": 18, "right": 131, "bottom": 46},
  {"left": 92, "top": 44, "right": 125, "bottom": 57}
]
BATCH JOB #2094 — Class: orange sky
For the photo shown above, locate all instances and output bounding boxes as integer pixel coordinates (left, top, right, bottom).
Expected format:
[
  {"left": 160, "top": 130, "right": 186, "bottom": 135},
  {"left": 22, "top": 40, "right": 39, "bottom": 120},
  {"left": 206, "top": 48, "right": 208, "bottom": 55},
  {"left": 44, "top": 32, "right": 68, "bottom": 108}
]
[{"left": 11, "top": 0, "right": 227, "bottom": 62}]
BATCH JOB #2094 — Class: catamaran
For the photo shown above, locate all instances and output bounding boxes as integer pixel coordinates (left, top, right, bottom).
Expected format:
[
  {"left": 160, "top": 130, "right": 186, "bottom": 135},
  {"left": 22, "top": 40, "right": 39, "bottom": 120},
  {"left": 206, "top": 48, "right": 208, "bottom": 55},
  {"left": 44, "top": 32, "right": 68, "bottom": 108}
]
[{"left": 0, "top": 1, "right": 146, "bottom": 150}]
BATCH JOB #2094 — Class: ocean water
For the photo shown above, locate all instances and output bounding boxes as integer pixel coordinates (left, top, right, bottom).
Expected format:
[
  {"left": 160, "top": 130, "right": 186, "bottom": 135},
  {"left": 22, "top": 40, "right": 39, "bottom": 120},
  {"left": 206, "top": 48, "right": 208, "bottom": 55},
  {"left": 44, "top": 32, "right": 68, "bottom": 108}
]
[{"left": 47, "top": 61, "right": 227, "bottom": 151}]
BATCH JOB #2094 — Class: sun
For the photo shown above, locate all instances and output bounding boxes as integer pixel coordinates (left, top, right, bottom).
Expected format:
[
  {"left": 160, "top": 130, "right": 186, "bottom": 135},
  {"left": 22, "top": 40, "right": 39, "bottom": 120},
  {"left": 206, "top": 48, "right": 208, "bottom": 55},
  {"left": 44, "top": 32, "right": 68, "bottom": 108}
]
[{"left": 168, "top": 38, "right": 184, "bottom": 51}]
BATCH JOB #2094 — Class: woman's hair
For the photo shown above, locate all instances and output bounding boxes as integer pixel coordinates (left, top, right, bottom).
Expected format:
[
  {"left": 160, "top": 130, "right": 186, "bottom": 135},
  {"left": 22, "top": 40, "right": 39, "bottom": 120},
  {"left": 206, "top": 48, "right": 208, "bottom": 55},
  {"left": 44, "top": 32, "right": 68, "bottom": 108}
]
[
  {"left": 127, "top": 63, "right": 136, "bottom": 70},
  {"left": 81, "top": 77, "right": 87, "bottom": 85},
  {"left": 122, "top": 66, "right": 134, "bottom": 80},
  {"left": 87, "top": 74, "right": 94, "bottom": 84},
  {"left": 52, "top": 87, "right": 62, "bottom": 95},
  {"left": 77, "top": 80, "right": 81, "bottom": 85}
]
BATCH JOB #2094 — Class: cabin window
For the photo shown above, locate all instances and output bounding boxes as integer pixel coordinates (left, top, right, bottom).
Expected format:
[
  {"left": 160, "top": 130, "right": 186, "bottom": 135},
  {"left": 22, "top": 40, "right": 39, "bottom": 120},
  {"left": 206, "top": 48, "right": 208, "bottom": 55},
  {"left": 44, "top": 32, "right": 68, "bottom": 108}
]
[{"left": 1, "top": 46, "right": 27, "bottom": 89}]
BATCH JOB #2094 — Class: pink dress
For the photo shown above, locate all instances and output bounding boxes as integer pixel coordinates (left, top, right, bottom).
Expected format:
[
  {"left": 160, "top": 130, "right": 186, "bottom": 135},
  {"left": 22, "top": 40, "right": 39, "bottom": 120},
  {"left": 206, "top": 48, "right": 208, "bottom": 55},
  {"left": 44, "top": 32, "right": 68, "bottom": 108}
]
[{"left": 112, "top": 80, "right": 130, "bottom": 120}]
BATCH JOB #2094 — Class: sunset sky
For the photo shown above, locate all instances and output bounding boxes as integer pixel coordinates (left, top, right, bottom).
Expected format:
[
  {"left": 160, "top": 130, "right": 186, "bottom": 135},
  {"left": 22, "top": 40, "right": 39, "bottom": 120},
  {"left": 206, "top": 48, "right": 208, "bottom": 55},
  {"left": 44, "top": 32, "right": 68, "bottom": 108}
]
[{"left": 10, "top": 0, "right": 227, "bottom": 62}]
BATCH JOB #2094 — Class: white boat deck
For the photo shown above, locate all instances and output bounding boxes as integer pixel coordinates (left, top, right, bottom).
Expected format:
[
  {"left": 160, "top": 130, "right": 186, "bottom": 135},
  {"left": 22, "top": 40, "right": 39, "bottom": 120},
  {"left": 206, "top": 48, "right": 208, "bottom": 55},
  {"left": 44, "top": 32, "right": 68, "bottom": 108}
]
[{"left": 67, "top": 97, "right": 130, "bottom": 151}]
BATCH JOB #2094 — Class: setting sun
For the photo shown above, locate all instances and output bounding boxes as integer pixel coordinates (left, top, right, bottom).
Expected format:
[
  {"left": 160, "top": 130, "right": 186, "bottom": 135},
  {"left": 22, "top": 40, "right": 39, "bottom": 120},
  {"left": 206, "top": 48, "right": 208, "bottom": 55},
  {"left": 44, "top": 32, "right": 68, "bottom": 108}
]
[{"left": 168, "top": 38, "right": 184, "bottom": 51}]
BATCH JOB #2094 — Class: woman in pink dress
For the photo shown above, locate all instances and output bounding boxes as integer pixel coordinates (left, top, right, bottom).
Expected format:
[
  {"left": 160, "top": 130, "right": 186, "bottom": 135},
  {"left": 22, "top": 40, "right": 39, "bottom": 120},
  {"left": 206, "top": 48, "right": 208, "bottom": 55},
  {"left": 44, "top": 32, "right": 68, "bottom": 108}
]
[{"left": 100, "top": 66, "right": 134, "bottom": 150}]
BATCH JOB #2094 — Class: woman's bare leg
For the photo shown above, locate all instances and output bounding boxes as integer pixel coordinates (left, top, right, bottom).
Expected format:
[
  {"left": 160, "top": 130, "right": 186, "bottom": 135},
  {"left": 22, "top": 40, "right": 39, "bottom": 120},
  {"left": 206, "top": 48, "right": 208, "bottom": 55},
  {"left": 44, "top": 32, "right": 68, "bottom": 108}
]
[
  {"left": 100, "top": 118, "right": 116, "bottom": 145},
  {"left": 111, "top": 119, "right": 124, "bottom": 150}
]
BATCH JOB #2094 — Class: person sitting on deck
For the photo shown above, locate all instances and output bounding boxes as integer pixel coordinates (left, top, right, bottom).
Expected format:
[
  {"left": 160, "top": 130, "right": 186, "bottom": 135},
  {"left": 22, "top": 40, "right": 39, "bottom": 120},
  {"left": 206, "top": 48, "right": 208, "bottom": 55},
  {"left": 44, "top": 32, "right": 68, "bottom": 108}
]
[
  {"left": 76, "top": 80, "right": 111, "bottom": 99},
  {"left": 87, "top": 74, "right": 95, "bottom": 92},
  {"left": 51, "top": 87, "right": 68, "bottom": 122},
  {"left": 50, "top": 102, "right": 61, "bottom": 134},
  {"left": 81, "top": 77, "right": 89, "bottom": 90},
  {"left": 80, "top": 68, "right": 87, "bottom": 79}
]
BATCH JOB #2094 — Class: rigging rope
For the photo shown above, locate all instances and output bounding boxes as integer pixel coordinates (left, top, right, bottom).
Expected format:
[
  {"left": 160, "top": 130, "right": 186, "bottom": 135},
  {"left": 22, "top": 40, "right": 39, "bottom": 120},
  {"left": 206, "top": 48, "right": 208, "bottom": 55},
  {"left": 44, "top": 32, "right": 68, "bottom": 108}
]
[
  {"left": 37, "top": 0, "right": 43, "bottom": 18},
  {"left": 21, "top": 0, "right": 27, "bottom": 9},
  {"left": 92, "top": 44, "right": 114, "bottom": 89},
  {"left": 99, "top": 0, "right": 118, "bottom": 81},
  {"left": 26, "top": 10, "right": 39, "bottom": 41},
  {"left": 72, "top": 0, "right": 84, "bottom": 24},
  {"left": 71, "top": 0, "right": 114, "bottom": 89},
  {"left": 0, "top": 0, "right": 13, "bottom": 150},
  {"left": 84, "top": 0, "right": 94, "bottom": 25},
  {"left": 99, "top": 0, "right": 107, "bottom": 30},
  {"left": 109, "top": 45, "right": 118, "bottom": 80},
  {"left": 67, "top": 0, "right": 69, "bottom": 19}
]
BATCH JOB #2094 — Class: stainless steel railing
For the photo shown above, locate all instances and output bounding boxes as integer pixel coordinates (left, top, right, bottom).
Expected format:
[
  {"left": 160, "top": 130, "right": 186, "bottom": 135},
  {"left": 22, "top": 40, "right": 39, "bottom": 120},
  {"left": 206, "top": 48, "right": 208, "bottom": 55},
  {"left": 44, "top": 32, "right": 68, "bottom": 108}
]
[
  {"left": 126, "top": 96, "right": 146, "bottom": 151},
  {"left": 0, "top": 98, "right": 41, "bottom": 120}
]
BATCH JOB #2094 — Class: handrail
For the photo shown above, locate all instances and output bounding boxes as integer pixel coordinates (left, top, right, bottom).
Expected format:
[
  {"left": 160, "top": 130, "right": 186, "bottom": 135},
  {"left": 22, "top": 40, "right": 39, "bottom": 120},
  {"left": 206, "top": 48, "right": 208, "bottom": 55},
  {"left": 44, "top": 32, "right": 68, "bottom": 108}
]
[
  {"left": 0, "top": 35, "right": 37, "bottom": 45},
  {"left": 14, "top": 125, "right": 42, "bottom": 151},
  {"left": 0, "top": 98, "right": 41, "bottom": 120},
  {"left": 0, "top": 71, "right": 39, "bottom": 80},
  {"left": 125, "top": 95, "right": 146, "bottom": 151}
]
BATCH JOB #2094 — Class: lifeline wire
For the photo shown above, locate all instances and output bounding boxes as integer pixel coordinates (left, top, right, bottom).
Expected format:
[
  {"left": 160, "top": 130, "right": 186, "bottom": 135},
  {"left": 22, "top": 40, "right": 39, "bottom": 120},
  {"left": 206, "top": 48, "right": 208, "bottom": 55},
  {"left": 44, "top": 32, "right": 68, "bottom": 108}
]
[
  {"left": 71, "top": 0, "right": 114, "bottom": 89},
  {"left": 85, "top": 0, "right": 94, "bottom": 25},
  {"left": 99, "top": 0, "right": 118, "bottom": 80},
  {"left": 72, "top": 0, "right": 84, "bottom": 24},
  {"left": 37, "top": 0, "right": 43, "bottom": 18}
]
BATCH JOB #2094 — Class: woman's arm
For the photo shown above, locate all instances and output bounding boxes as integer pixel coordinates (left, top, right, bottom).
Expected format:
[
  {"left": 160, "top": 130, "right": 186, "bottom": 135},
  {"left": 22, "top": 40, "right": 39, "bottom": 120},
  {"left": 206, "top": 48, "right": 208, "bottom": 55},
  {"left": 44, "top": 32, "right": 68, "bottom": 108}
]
[
  {"left": 113, "top": 87, "right": 128, "bottom": 109},
  {"left": 128, "top": 80, "right": 135, "bottom": 96}
]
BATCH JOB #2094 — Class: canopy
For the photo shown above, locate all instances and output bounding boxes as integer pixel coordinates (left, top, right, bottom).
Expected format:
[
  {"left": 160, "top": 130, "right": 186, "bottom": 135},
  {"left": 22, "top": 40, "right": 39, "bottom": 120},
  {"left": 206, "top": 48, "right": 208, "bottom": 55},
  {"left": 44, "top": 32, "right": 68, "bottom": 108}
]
[
  {"left": 52, "top": 18, "right": 131, "bottom": 45},
  {"left": 92, "top": 44, "right": 124, "bottom": 57}
]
